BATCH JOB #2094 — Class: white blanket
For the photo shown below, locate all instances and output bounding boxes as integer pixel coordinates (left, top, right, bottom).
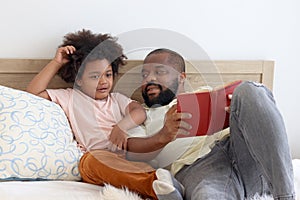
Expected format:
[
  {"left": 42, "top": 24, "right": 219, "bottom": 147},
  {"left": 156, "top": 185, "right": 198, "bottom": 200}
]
[{"left": 1, "top": 159, "right": 299, "bottom": 200}]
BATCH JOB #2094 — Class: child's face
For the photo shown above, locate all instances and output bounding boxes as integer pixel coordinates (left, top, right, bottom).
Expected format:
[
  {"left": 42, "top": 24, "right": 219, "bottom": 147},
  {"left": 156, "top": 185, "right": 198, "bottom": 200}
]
[{"left": 76, "top": 59, "right": 113, "bottom": 100}]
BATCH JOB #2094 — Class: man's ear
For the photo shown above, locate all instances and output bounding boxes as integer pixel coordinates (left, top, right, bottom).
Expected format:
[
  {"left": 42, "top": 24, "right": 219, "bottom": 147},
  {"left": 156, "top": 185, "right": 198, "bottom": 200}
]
[
  {"left": 179, "top": 72, "right": 186, "bottom": 84},
  {"left": 177, "top": 72, "right": 186, "bottom": 94}
]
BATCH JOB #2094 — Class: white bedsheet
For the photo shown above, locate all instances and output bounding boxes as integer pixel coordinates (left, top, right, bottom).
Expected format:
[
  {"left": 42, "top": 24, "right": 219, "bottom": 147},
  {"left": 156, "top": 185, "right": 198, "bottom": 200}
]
[
  {"left": 1, "top": 159, "right": 299, "bottom": 200},
  {"left": 0, "top": 181, "right": 102, "bottom": 200}
]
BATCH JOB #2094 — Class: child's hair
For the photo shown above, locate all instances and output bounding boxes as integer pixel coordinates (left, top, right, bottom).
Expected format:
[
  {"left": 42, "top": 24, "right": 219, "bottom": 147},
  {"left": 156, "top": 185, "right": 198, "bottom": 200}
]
[{"left": 57, "top": 29, "right": 127, "bottom": 84}]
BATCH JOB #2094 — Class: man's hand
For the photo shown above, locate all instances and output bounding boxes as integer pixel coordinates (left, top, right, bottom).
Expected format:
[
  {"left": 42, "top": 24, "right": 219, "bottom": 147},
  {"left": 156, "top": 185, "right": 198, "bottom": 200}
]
[
  {"left": 225, "top": 94, "right": 233, "bottom": 113},
  {"left": 159, "top": 104, "right": 192, "bottom": 143},
  {"left": 108, "top": 125, "right": 128, "bottom": 152}
]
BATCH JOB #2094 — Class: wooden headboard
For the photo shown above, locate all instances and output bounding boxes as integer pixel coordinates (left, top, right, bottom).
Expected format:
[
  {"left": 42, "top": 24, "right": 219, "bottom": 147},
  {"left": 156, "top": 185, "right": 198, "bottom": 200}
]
[{"left": 0, "top": 59, "right": 274, "bottom": 103}]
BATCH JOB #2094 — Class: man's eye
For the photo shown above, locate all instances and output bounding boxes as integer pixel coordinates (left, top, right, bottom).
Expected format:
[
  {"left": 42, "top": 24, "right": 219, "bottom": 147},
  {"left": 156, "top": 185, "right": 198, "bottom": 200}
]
[
  {"left": 156, "top": 70, "right": 168, "bottom": 75},
  {"left": 141, "top": 73, "right": 148, "bottom": 79}
]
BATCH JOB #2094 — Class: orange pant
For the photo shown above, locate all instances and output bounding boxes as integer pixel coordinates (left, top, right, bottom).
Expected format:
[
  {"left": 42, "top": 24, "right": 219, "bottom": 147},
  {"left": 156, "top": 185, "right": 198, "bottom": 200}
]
[{"left": 79, "top": 150, "right": 158, "bottom": 199}]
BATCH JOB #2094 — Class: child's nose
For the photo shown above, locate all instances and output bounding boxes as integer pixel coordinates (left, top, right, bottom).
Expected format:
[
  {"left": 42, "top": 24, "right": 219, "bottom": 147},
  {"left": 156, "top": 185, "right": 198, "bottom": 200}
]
[{"left": 98, "top": 76, "right": 107, "bottom": 84}]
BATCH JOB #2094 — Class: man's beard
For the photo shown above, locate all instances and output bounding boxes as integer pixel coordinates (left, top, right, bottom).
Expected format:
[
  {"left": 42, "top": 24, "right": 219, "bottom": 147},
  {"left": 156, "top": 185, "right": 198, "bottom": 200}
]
[{"left": 142, "top": 80, "right": 179, "bottom": 108}]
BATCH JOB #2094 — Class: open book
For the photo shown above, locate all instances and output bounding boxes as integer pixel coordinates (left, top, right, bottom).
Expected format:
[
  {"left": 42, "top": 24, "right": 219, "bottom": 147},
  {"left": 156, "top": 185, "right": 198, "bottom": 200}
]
[{"left": 176, "top": 80, "right": 243, "bottom": 137}]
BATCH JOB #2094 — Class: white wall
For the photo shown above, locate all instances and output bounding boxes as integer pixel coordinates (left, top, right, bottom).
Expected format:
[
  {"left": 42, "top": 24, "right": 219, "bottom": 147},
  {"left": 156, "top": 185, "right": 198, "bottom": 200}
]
[{"left": 1, "top": 0, "right": 300, "bottom": 157}]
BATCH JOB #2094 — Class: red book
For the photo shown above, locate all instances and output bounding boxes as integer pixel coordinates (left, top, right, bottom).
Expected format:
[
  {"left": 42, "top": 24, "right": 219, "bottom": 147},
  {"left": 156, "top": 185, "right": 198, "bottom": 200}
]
[{"left": 176, "top": 80, "right": 242, "bottom": 137}]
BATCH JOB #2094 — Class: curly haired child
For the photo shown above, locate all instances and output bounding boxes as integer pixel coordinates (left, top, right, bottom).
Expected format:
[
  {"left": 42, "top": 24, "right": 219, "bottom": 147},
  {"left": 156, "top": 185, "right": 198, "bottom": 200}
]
[{"left": 27, "top": 29, "right": 144, "bottom": 151}]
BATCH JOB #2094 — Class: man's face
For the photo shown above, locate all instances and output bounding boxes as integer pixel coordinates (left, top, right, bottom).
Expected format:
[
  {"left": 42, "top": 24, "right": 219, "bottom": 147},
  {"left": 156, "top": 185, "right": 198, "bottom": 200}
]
[{"left": 141, "top": 53, "right": 181, "bottom": 107}]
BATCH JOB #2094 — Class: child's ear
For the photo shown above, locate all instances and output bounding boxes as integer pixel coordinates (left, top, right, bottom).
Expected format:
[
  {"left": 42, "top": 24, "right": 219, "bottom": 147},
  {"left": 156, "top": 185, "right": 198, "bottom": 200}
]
[{"left": 76, "top": 79, "right": 82, "bottom": 87}]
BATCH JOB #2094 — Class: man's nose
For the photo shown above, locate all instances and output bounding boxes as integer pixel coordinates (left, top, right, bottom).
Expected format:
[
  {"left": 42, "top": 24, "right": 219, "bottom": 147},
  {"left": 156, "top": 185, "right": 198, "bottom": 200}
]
[{"left": 145, "top": 72, "right": 157, "bottom": 83}]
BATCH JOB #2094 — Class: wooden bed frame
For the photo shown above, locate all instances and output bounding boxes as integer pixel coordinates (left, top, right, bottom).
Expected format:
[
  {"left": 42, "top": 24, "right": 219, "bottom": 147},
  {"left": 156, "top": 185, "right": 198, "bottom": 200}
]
[{"left": 0, "top": 59, "right": 274, "bottom": 103}]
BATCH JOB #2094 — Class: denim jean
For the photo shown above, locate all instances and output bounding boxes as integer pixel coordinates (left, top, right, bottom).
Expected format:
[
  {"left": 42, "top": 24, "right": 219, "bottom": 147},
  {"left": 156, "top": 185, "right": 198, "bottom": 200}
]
[{"left": 175, "top": 81, "right": 295, "bottom": 200}]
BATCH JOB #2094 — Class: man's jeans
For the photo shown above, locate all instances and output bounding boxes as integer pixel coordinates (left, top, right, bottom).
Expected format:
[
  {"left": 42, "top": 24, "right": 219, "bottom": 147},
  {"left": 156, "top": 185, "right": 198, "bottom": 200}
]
[{"left": 175, "top": 81, "right": 295, "bottom": 200}]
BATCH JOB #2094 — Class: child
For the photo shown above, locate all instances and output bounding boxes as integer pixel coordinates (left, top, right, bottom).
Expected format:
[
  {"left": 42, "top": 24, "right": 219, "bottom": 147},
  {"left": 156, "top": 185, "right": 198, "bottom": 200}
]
[
  {"left": 27, "top": 29, "right": 144, "bottom": 152},
  {"left": 26, "top": 29, "right": 184, "bottom": 200}
]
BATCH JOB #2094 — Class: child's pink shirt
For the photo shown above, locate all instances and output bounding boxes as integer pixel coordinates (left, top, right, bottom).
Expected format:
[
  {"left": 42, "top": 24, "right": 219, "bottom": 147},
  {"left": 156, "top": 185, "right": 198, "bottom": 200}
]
[{"left": 46, "top": 88, "right": 132, "bottom": 151}]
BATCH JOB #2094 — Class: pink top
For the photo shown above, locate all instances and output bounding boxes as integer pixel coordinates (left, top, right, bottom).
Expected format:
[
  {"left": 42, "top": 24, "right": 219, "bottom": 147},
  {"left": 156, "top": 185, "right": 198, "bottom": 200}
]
[{"left": 47, "top": 88, "right": 132, "bottom": 151}]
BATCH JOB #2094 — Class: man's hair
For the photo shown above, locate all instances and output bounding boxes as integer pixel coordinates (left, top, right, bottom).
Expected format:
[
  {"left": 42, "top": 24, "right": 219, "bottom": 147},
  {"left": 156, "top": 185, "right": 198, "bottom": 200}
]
[
  {"left": 57, "top": 29, "right": 127, "bottom": 83},
  {"left": 145, "top": 48, "right": 185, "bottom": 72}
]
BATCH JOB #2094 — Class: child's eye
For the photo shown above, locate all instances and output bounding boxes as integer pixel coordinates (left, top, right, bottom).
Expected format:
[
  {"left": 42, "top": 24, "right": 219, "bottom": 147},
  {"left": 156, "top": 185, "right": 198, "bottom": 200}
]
[
  {"left": 106, "top": 73, "right": 113, "bottom": 78},
  {"left": 90, "top": 75, "right": 100, "bottom": 79}
]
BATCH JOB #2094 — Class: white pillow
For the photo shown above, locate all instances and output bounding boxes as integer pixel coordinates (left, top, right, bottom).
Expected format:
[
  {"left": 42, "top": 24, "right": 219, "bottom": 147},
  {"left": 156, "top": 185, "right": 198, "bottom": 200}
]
[{"left": 0, "top": 85, "right": 83, "bottom": 181}]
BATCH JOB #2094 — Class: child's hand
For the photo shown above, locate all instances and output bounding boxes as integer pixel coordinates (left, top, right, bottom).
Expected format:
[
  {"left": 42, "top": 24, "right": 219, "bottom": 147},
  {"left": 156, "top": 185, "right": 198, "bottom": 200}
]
[
  {"left": 108, "top": 125, "right": 128, "bottom": 152},
  {"left": 53, "top": 45, "right": 76, "bottom": 65}
]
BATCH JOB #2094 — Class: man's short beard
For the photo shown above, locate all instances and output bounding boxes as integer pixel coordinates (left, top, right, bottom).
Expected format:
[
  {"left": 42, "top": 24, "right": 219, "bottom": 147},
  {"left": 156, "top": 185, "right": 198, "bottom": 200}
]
[{"left": 142, "top": 80, "right": 179, "bottom": 108}]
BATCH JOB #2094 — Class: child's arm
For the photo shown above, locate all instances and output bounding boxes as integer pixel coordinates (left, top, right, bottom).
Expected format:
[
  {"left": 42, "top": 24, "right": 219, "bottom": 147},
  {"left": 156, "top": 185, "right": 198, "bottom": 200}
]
[
  {"left": 120, "top": 101, "right": 147, "bottom": 130},
  {"left": 109, "top": 101, "right": 146, "bottom": 152},
  {"left": 26, "top": 46, "right": 76, "bottom": 100}
]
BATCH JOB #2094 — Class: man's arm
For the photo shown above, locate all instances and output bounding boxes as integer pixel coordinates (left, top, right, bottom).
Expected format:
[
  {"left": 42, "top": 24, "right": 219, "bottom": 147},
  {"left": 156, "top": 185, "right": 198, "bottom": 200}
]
[{"left": 126, "top": 105, "right": 192, "bottom": 161}]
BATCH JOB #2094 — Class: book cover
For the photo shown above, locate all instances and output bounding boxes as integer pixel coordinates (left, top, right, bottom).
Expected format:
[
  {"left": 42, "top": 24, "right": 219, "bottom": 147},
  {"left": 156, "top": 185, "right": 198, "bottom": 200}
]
[{"left": 176, "top": 80, "right": 243, "bottom": 137}]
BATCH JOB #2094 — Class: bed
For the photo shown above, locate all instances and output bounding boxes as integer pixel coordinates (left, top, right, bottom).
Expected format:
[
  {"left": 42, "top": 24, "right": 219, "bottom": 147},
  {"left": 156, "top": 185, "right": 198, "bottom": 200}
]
[{"left": 0, "top": 59, "right": 298, "bottom": 200}]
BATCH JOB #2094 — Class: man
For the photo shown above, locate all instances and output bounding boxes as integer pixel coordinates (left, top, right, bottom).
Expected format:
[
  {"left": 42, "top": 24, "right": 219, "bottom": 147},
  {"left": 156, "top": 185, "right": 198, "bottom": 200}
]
[{"left": 82, "top": 48, "right": 295, "bottom": 200}]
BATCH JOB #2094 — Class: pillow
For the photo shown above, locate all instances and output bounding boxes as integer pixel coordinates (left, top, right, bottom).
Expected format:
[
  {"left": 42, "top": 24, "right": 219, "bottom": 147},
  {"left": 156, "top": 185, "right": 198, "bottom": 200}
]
[{"left": 0, "top": 85, "right": 83, "bottom": 181}]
